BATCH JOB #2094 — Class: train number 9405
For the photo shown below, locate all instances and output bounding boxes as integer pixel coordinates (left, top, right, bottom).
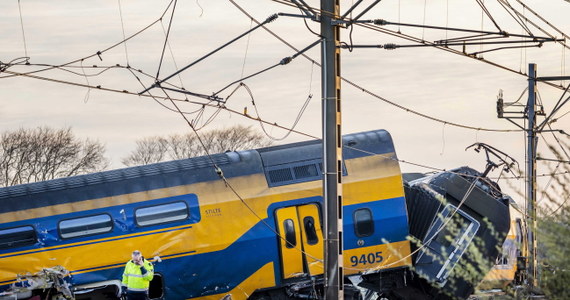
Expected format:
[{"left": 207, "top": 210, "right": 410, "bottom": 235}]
[{"left": 350, "top": 252, "right": 383, "bottom": 267}]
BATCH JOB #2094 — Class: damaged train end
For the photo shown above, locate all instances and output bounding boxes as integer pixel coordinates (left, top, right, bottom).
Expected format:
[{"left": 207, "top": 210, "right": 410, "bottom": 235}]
[
  {"left": 353, "top": 167, "right": 511, "bottom": 300},
  {"left": 400, "top": 167, "right": 511, "bottom": 299}
]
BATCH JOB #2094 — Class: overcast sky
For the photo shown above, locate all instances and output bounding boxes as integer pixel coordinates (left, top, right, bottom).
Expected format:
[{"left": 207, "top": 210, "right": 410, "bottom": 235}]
[{"left": 1, "top": 0, "right": 569, "bottom": 206}]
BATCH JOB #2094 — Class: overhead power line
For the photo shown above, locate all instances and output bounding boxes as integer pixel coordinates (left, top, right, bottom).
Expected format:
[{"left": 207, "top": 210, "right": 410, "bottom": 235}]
[
  {"left": 270, "top": 0, "right": 570, "bottom": 92},
  {"left": 213, "top": 39, "right": 321, "bottom": 97},
  {"left": 229, "top": 0, "right": 523, "bottom": 133},
  {"left": 155, "top": 0, "right": 178, "bottom": 79},
  {"left": 139, "top": 13, "right": 279, "bottom": 95},
  {"left": 17, "top": 0, "right": 28, "bottom": 58},
  {"left": 1, "top": 0, "right": 176, "bottom": 80}
]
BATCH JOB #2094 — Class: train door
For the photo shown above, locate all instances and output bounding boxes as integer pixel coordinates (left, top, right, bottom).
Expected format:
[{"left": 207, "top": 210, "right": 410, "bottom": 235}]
[{"left": 275, "top": 204, "right": 324, "bottom": 279}]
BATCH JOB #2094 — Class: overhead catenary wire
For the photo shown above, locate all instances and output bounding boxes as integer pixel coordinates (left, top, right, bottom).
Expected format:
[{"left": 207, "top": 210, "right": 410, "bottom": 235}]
[
  {"left": 17, "top": 0, "right": 28, "bottom": 58},
  {"left": 514, "top": 0, "right": 570, "bottom": 46},
  {"left": 355, "top": 19, "right": 559, "bottom": 49},
  {"left": 155, "top": 0, "right": 178, "bottom": 79},
  {"left": 538, "top": 83, "right": 570, "bottom": 131},
  {"left": 80, "top": 60, "right": 91, "bottom": 103},
  {"left": 350, "top": 0, "right": 383, "bottom": 24},
  {"left": 496, "top": 0, "right": 534, "bottom": 36},
  {"left": 235, "top": 82, "right": 314, "bottom": 142},
  {"left": 1, "top": 0, "right": 176, "bottom": 80},
  {"left": 117, "top": 0, "right": 131, "bottom": 66},
  {"left": 159, "top": 21, "right": 187, "bottom": 99},
  {"left": 127, "top": 66, "right": 217, "bottom": 116},
  {"left": 341, "top": 0, "right": 365, "bottom": 20},
  {"left": 240, "top": 19, "right": 253, "bottom": 79},
  {"left": 497, "top": 0, "right": 570, "bottom": 51},
  {"left": 269, "top": 0, "right": 570, "bottom": 92},
  {"left": 139, "top": 13, "right": 280, "bottom": 95},
  {"left": 1, "top": 66, "right": 318, "bottom": 141},
  {"left": 230, "top": 0, "right": 524, "bottom": 133},
  {"left": 356, "top": 21, "right": 568, "bottom": 92},
  {"left": 213, "top": 39, "right": 321, "bottom": 96},
  {"left": 475, "top": 0, "right": 503, "bottom": 32}
]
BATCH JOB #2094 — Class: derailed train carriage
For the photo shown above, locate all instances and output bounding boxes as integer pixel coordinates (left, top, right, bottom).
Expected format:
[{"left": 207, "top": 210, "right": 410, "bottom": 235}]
[{"left": 0, "top": 129, "right": 510, "bottom": 300}]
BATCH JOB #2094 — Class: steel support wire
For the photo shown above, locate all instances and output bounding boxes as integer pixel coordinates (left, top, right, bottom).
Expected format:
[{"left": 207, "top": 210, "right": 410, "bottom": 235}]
[
  {"left": 515, "top": 0, "right": 570, "bottom": 42},
  {"left": 496, "top": 0, "right": 533, "bottom": 36},
  {"left": 372, "top": 19, "right": 553, "bottom": 40},
  {"left": 1, "top": 0, "right": 176, "bottom": 80},
  {"left": 340, "top": 39, "right": 555, "bottom": 50},
  {"left": 474, "top": 0, "right": 502, "bottom": 32},
  {"left": 271, "top": 0, "right": 570, "bottom": 86},
  {"left": 469, "top": 43, "right": 545, "bottom": 56},
  {"left": 341, "top": 0, "right": 365, "bottom": 20},
  {"left": 537, "top": 157, "right": 570, "bottom": 164},
  {"left": 155, "top": 86, "right": 223, "bottom": 102},
  {"left": 139, "top": 13, "right": 279, "bottom": 95},
  {"left": 499, "top": 0, "right": 570, "bottom": 51},
  {"left": 290, "top": 0, "right": 316, "bottom": 18},
  {"left": 155, "top": 0, "right": 178, "bottom": 79},
  {"left": 356, "top": 22, "right": 568, "bottom": 92},
  {"left": 437, "top": 33, "right": 503, "bottom": 44},
  {"left": 538, "top": 83, "right": 570, "bottom": 131},
  {"left": 213, "top": 39, "right": 321, "bottom": 96},
  {"left": 350, "top": 0, "right": 383, "bottom": 24}
]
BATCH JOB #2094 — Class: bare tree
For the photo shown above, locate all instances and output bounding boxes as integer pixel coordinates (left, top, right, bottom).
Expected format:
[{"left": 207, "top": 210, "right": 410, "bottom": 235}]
[
  {"left": 122, "top": 125, "right": 273, "bottom": 166},
  {"left": 0, "top": 127, "right": 108, "bottom": 187}
]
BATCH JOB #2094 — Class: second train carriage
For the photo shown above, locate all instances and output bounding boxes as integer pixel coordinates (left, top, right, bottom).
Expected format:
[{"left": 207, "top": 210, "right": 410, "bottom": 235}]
[{"left": 0, "top": 129, "right": 511, "bottom": 299}]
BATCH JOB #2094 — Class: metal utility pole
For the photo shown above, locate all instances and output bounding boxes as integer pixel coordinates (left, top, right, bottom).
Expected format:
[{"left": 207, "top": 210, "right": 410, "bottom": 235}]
[
  {"left": 526, "top": 63, "right": 538, "bottom": 288},
  {"left": 321, "top": 0, "right": 343, "bottom": 299},
  {"left": 498, "top": 63, "right": 570, "bottom": 289},
  {"left": 496, "top": 63, "right": 540, "bottom": 289}
]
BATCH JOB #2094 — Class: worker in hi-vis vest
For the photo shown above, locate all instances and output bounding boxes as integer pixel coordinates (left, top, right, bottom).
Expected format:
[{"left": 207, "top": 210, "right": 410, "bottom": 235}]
[{"left": 121, "top": 250, "right": 154, "bottom": 300}]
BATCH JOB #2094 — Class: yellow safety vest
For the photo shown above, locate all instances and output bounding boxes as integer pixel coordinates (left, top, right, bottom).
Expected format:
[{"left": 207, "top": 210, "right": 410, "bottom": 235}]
[{"left": 122, "top": 259, "right": 154, "bottom": 292}]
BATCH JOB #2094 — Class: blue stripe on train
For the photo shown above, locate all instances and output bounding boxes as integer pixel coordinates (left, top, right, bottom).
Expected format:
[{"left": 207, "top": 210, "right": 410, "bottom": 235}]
[
  {"left": 343, "top": 197, "right": 409, "bottom": 249},
  {"left": 0, "top": 194, "right": 201, "bottom": 255}
]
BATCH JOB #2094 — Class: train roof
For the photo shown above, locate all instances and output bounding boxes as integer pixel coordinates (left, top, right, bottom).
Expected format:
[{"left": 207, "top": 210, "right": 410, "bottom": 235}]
[{"left": 0, "top": 129, "right": 395, "bottom": 214}]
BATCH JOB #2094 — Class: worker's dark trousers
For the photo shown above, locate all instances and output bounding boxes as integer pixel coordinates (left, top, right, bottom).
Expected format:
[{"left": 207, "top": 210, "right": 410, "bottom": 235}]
[{"left": 126, "top": 290, "right": 148, "bottom": 300}]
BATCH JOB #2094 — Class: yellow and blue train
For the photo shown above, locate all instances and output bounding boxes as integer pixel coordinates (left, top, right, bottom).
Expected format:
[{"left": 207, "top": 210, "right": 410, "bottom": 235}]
[{"left": 0, "top": 129, "right": 510, "bottom": 299}]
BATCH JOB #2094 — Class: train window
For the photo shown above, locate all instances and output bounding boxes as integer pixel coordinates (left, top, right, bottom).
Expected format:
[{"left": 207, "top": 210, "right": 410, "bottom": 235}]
[
  {"left": 417, "top": 204, "right": 480, "bottom": 285},
  {"left": 136, "top": 201, "right": 188, "bottom": 227},
  {"left": 283, "top": 219, "right": 297, "bottom": 248},
  {"left": 435, "top": 226, "right": 453, "bottom": 249},
  {"left": 59, "top": 214, "right": 113, "bottom": 239},
  {"left": 303, "top": 216, "right": 318, "bottom": 245},
  {"left": 0, "top": 226, "right": 36, "bottom": 249},
  {"left": 354, "top": 208, "right": 374, "bottom": 237}
]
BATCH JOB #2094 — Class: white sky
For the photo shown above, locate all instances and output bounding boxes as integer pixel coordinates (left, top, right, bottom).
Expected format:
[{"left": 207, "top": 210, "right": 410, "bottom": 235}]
[{"left": 1, "top": 0, "right": 569, "bottom": 207}]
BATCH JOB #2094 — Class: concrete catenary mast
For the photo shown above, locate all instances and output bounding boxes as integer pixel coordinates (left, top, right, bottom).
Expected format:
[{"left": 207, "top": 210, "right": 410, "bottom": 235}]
[{"left": 320, "top": 0, "right": 343, "bottom": 299}]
